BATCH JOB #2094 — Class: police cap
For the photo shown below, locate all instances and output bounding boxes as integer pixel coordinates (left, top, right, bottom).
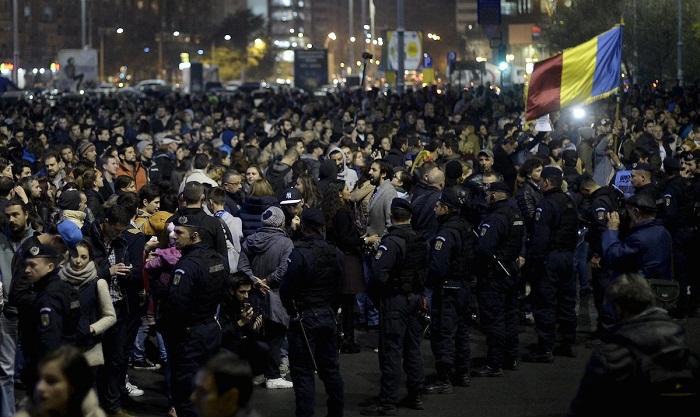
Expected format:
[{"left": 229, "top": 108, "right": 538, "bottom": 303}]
[
  {"left": 25, "top": 244, "right": 59, "bottom": 259},
  {"left": 391, "top": 197, "right": 413, "bottom": 214},
  {"left": 300, "top": 207, "right": 326, "bottom": 227},
  {"left": 487, "top": 181, "right": 512, "bottom": 195},
  {"left": 631, "top": 162, "right": 653, "bottom": 173},
  {"left": 683, "top": 150, "right": 700, "bottom": 162},
  {"left": 172, "top": 214, "right": 204, "bottom": 229},
  {"left": 541, "top": 166, "right": 563, "bottom": 178},
  {"left": 626, "top": 194, "right": 657, "bottom": 213},
  {"left": 439, "top": 188, "right": 462, "bottom": 209}
]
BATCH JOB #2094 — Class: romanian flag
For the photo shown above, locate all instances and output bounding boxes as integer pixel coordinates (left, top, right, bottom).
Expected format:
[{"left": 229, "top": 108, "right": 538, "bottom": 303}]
[{"left": 525, "top": 25, "right": 623, "bottom": 121}]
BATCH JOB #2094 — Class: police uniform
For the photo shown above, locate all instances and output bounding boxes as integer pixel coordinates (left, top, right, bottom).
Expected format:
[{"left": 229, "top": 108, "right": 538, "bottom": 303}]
[
  {"left": 585, "top": 185, "right": 620, "bottom": 337},
  {"left": 157, "top": 215, "right": 229, "bottom": 417},
  {"left": 20, "top": 244, "right": 80, "bottom": 395},
  {"left": 523, "top": 167, "right": 579, "bottom": 362},
  {"left": 362, "top": 198, "right": 428, "bottom": 415},
  {"left": 473, "top": 182, "right": 524, "bottom": 376},
  {"left": 424, "top": 188, "right": 475, "bottom": 391},
  {"left": 662, "top": 157, "right": 695, "bottom": 318},
  {"left": 280, "top": 208, "right": 344, "bottom": 417}
]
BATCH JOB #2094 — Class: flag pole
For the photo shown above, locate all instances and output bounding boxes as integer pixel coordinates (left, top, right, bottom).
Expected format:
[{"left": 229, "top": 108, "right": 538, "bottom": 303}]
[{"left": 614, "top": 17, "right": 625, "bottom": 155}]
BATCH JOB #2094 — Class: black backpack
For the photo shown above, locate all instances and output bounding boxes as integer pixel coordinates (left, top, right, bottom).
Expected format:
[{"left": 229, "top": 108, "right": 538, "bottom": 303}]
[
  {"left": 615, "top": 337, "right": 700, "bottom": 411},
  {"left": 267, "top": 163, "right": 292, "bottom": 194}
]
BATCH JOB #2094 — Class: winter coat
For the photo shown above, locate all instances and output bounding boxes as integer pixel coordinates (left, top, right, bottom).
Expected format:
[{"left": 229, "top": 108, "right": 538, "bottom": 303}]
[{"left": 237, "top": 227, "right": 294, "bottom": 327}]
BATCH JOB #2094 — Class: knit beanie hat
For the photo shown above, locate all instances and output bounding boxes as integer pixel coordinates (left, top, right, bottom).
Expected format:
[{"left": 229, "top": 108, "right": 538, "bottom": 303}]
[
  {"left": 77, "top": 141, "right": 96, "bottom": 158},
  {"left": 58, "top": 189, "right": 82, "bottom": 211},
  {"left": 261, "top": 206, "right": 285, "bottom": 228},
  {"left": 444, "top": 160, "right": 462, "bottom": 180}
]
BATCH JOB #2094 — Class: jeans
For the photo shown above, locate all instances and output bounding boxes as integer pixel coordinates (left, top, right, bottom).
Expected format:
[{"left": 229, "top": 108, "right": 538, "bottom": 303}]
[
  {"left": 0, "top": 315, "right": 18, "bottom": 417},
  {"left": 356, "top": 257, "right": 379, "bottom": 327},
  {"left": 133, "top": 321, "right": 168, "bottom": 363}
]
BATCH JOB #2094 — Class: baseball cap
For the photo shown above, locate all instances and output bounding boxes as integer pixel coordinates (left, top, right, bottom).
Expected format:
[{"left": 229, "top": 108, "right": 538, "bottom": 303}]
[
  {"left": 279, "top": 187, "right": 303, "bottom": 205},
  {"left": 478, "top": 149, "right": 494, "bottom": 159}
]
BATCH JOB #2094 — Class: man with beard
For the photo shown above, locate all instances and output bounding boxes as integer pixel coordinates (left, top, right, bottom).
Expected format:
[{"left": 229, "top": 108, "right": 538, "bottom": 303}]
[
  {"left": 327, "top": 147, "right": 359, "bottom": 192},
  {"left": 116, "top": 143, "right": 148, "bottom": 191},
  {"left": 43, "top": 150, "right": 67, "bottom": 190}
]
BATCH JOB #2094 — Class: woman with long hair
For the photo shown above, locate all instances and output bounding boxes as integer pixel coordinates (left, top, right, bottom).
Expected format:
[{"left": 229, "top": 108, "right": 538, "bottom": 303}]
[
  {"left": 76, "top": 168, "right": 105, "bottom": 222},
  {"left": 295, "top": 173, "right": 323, "bottom": 209},
  {"left": 14, "top": 345, "right": 106, "bottom": 417},
  {"left": 321, "top": 179, "right": 364, "bottom": 353}
]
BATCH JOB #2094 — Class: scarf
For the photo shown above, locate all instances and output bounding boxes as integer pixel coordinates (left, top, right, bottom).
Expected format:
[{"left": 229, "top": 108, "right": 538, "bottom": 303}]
[{"left": 59, "top": 260, "right": 98, "bottom": 287}]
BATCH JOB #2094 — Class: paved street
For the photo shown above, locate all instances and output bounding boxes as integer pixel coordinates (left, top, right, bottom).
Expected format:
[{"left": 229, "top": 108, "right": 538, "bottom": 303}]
[
  {"left": 120, "top": 297, "right": 700, "bottom": 417},
  {"left": 16, "top": 296, "right": 700, "bottom": 416}
]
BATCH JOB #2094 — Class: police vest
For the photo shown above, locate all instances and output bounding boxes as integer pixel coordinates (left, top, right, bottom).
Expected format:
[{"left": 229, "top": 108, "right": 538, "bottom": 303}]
[
  {"left": 386, "top": 227, "right": 429, "bottom": 294},
  {"left": 439, "top": 215, "right": 474, "bottom": 281},
  {"left": 294, "top": 240, "right": 342, "bottom": 307},
  {"left": 186, "top": 247, "right": 228, "bottom": 325},
  {"left": 550, "top": 192, "right": 578, "bottom": 252},
  {"left": 492, "top": 205, "right": 525, "bottom": 262}
]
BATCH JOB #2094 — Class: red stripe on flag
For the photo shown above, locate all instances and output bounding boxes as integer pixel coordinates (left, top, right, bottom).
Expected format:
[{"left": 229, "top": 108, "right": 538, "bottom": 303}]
[{"left": 525, "top": 54, "right": 564, "bottom": 120}]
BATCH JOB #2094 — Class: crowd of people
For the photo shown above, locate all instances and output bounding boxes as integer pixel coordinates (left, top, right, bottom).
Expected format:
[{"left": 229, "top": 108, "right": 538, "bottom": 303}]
[{"left": 0, "top": 80, "right": 699, "bottom": 417}]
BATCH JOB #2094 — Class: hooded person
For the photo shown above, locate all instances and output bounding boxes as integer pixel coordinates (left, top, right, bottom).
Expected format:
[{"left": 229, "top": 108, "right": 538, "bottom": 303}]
[
  {"left": 236, "top": 206, "right": 296, "bottom": 389},
  {"left": 326, "top": 146, "right": 358, "bottom": 192},
  {"left": 317, "top": 157, "right": 339, "bottom": 195}
]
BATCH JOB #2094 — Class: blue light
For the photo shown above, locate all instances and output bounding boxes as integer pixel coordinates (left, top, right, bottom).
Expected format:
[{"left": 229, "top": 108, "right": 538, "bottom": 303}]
[
  {"left": 197, "top": 49, "right": 204, "bottom": 55},
  {"left": 144, "top": 47, "right": 150, "bottom": 53}
]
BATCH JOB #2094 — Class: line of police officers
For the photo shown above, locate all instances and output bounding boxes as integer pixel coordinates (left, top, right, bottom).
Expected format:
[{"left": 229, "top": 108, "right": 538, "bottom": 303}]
[{"left": 28, "top": 157, "right": 691, "bottom": 417}]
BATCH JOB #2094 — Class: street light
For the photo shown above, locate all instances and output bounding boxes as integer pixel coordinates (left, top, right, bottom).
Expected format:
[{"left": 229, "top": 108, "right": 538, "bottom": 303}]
[
  {"left": 324, "top": 32, "right": 337, "bottom": 49},
  {"left": 99, "top": 27, "right": 123, "bottom": 82}
]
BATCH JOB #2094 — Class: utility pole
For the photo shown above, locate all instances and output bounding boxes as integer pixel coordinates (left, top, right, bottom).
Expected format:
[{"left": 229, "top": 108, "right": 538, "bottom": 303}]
[{"left": 397, "top": 0, "right": 405, "bottom": 95}]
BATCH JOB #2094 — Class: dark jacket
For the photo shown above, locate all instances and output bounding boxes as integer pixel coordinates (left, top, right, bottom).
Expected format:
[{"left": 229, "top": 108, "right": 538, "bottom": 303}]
[
  {"left": 517, "top": 179, "right": 543, "bottom": 236},
  {"left": 238, "top": 196, "right": 280, "bottom": 238},
  {"left": 410, "top": 185, "right": 441, "bottom": 242},
  {"left": 568, "top": 307, "right": 688, "bottom": 416},
  {"left": 602, "top": 218, "right": 673, "bottom": 280},
  {"left": 386, "top": 148, "right": 405, "bottom": 168},
  {"left": 170, "top": 207, "right": 229, "bottom": 261}
]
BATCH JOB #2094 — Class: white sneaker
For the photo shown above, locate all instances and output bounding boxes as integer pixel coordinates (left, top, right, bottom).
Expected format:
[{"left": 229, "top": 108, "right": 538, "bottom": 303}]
[
  {"left": 252, "top": 374, "right": 266, "bottom": 386},
  {"left": 265, "top": 377, "right": 293, "bottom": 389},
  {"left": 126, "top": 381, "right": 145, "bottom": 397}
]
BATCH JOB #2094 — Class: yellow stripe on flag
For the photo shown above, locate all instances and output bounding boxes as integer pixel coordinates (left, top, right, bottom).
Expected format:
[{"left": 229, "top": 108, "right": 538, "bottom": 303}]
[{"left": 560, "top": 36, "right": 598, "bottom": 109}]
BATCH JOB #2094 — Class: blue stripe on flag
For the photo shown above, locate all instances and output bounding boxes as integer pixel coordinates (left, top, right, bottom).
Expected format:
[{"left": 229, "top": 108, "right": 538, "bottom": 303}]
[{"left": 591, "top": 27, "right": 623, "bottom": 97}]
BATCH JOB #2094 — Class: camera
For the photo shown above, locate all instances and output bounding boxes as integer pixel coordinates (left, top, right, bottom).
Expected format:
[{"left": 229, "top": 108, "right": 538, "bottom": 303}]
[{"left": 362, "top": 52, "right": 373, "bottom": 60}]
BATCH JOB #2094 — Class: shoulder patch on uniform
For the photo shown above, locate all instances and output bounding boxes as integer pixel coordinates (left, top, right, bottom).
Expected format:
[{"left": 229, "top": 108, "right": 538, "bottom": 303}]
[
  {"left": 480, "top": 224, "right": 490, "bottom": 236},
  {"left": 664, "top": 195, "right": 671, "bottom": 206},
  {"left": 173, "top": 273, "right": 182, "bottom": 286},
  {"left": 209, "top": 264, "right": 225, "bottom": 273},
  {"left": 436, "top": 236, "right": 446, "bottom": 242},
  {"left": 39, "top": 307, "right": 52, "bottom": 314},
  {"left": 596, "top": 208, "right": 606, "bottom": 221},
  {"left": 375, "top": 250, "right": 383, "bottom": 260},
  {"left": 434, "top": 240, "right": 443, "bottom": 250},
  {"left": 40, "top": 313, "right": 50, "bottom": 327},
  {"left": 535, "top": 208, "right": 542, "bottom": 221}
]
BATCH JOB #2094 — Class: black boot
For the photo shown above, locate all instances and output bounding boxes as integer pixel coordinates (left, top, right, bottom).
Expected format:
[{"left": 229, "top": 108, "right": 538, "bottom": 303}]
[
  {"left": 422, "top": 379, "right": 453, "bottom": 394},
  {"left": 399, "top": 392, "right": 424, "bottom": 410}
]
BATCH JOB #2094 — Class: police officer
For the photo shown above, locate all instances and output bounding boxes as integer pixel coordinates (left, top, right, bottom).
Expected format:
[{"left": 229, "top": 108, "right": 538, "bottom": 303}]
[
  {"left": 157, "top": 214, "right": 229, "bottom": 417},
  {"left": 280, "top": 208, "right": 344, "bottom": 417},
  {"left": 361, "top": 198, "right": 429, "bottom": 416},
  {"left": 20, "top": 243, "right": 80, "bottom": 395},
  {"left": 662, "top": 156, "right": 695, "bottom": 318},
  {"left": 522, "top": 166, "right": 579, "bottom": 363},
  {"left": 630, "top": 162, "right": 664, "bottom": 218},
  {"left": 473, "top": 182, "right": 524, "bottom": 377},
  {"left": 578, "top": 175, "right": 620, "bottom": 342},
  {"left": 423, "top": 188, "right": 474, "bottom": 392}
]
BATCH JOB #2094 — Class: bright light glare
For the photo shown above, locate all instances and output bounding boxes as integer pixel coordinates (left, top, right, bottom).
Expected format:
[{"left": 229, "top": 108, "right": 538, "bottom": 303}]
[
  {"left": 116, "top": 27, "right": 124, "bottom": 34},
  {"left": 498, "top": 62, "right": 509, "bottom": 71},
  {"left": 572, "top": 107, "right": 586, "bottom": 119}
]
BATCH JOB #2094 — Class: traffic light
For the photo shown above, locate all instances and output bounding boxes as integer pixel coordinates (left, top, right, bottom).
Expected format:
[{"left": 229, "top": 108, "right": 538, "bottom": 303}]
[{"left": 497, "top": 44, "right": 508, "bottom": 71}]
